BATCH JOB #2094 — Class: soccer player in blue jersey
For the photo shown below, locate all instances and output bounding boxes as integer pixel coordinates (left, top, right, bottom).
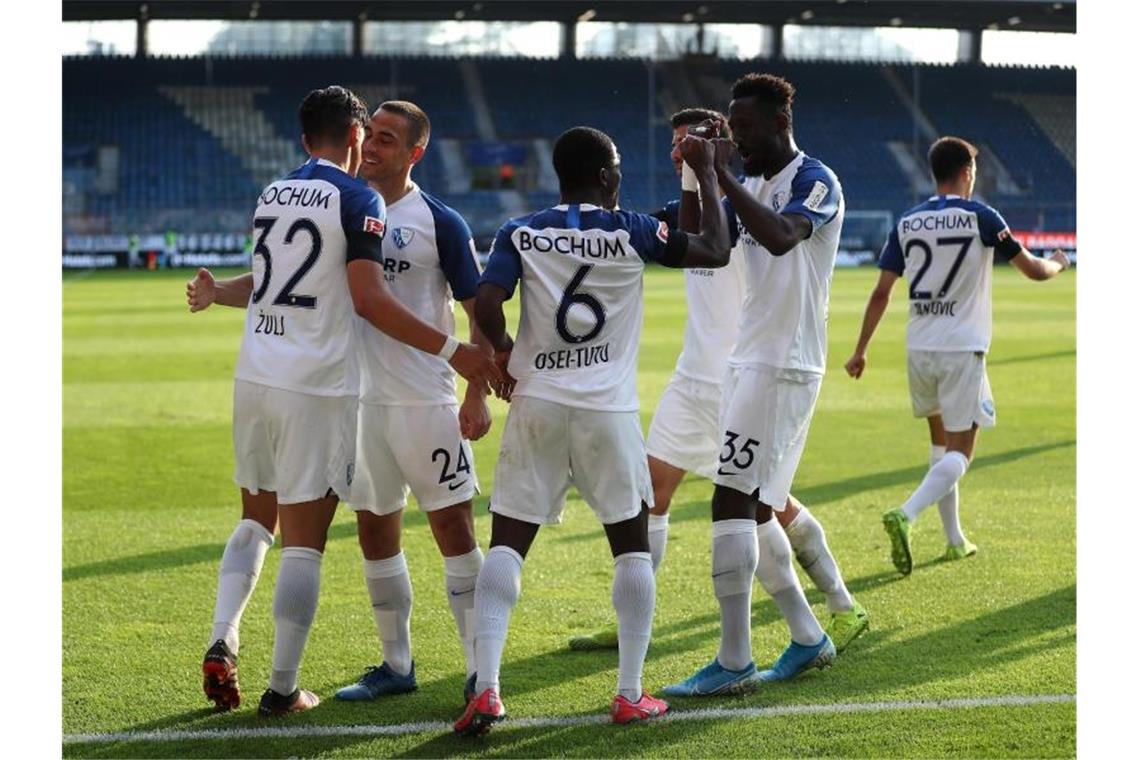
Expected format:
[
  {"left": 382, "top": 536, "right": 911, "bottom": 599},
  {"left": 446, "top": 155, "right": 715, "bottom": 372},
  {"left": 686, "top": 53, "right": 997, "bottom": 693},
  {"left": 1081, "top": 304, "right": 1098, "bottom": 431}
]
[
  {"left": 453, "top": 127, "right": 732, "bottom": 735},
  {"left": 186, "top": 87, "right": 499, "bottom": 715},
  {"left": 665, "top": 73, "right": 846, "bottom": 697},
  {"left": 332, "top": 101, "right": 494, "bottom": 703},
  {"left": 845, "top": 136, "right": 1069, "bottom": 575}
]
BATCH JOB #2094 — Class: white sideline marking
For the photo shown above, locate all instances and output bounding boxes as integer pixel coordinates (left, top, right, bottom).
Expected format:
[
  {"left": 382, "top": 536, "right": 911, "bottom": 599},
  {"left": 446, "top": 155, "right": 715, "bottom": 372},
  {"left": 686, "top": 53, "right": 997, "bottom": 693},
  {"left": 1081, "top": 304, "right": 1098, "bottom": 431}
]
[{"left": 63, "top": 693, "right": 1074, "bottom": 745}]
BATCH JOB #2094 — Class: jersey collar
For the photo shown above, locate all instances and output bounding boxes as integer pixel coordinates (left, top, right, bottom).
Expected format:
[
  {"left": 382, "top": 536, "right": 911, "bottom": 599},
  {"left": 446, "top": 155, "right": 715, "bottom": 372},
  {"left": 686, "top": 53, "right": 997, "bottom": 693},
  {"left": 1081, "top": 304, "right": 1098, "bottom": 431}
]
[
  {"left": 929, "top": 194, "right": 963, "bottom": 201},
  {"left": 553, "top": 203, "right": 603, "bottom": 212}
]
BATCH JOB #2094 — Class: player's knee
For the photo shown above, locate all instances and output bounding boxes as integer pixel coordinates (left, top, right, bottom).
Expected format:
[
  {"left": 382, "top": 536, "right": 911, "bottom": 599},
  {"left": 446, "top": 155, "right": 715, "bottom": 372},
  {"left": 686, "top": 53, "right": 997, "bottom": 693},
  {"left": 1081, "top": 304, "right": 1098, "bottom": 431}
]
[
  {"left": 651, "top": 484, "right": 674, "bottom": 514},
  {"left": 432, "top": 510, "right": 477, "bottom": 556},
  {"left": 355, "top": 512, "right": 402, "bottom": 560}
]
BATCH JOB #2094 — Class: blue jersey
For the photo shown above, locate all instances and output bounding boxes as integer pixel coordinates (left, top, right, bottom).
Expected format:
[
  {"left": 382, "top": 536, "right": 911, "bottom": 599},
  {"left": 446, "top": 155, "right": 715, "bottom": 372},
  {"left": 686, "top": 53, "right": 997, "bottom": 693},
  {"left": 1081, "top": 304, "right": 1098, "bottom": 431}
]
[
  {"left": 358, "top": 183, "right": 482, "bottom": 405},
  {"left": 236, "top": 157, "right": 386, "bottom": 396},
  {"left": 879, "top": 195, "right": 1020, "bottom": 352},
  {"left": 481, "top": 203, "right": 684, "bottom": 411}
]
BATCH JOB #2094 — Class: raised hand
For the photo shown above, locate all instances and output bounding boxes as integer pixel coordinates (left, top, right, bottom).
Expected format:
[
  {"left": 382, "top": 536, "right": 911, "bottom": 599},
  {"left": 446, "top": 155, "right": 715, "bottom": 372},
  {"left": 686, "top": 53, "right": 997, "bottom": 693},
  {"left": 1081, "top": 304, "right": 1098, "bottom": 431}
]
[{"left": 186, "top": 268, "right": 217, "bottom": 312}]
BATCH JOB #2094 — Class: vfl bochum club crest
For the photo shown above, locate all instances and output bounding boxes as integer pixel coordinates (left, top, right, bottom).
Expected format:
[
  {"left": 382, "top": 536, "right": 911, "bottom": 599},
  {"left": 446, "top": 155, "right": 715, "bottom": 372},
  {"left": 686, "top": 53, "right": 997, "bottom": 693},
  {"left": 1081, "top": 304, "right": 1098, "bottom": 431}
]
[{"left": 391, "top": 227, "right": 416, "bottom": 250}]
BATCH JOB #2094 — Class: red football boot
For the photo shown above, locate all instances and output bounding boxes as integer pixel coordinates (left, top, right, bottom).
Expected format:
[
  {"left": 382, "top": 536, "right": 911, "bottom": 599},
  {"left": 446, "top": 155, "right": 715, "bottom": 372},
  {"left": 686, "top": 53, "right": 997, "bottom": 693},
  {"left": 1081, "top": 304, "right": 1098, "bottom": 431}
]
[
  {"left": 611, "top": 692, "right": 669, "bottom": 724},
  {"left": 454, "top": 688, "right": 506, "bottom": 736}
]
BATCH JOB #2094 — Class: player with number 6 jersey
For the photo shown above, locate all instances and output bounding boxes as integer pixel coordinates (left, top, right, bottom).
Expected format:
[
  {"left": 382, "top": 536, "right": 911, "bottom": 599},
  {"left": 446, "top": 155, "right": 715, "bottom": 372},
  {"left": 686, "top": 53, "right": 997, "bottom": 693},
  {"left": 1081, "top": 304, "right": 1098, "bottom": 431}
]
[
  {"left": 845, "top": 136, "right": 1069, "bottom": 576},
  {"left": 454, "top": 126, "right": 732, "bottom": 736}
]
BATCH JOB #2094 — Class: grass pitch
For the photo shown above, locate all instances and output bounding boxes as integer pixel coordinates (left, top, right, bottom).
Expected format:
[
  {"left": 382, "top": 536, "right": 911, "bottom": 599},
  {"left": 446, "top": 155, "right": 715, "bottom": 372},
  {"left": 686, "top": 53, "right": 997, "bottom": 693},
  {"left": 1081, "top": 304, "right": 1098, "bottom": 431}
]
[{"left": 63, "top": 266, "right": 1075, "bottom": 758}]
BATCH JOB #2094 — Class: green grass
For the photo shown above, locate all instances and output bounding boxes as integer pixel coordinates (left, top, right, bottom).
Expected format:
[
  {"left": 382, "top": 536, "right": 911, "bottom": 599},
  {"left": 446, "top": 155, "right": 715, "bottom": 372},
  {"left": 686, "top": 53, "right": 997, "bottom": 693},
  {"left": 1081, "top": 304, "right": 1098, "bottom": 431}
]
[{"left": 62, "top": 266, "right": 1076, "bottom": 758}]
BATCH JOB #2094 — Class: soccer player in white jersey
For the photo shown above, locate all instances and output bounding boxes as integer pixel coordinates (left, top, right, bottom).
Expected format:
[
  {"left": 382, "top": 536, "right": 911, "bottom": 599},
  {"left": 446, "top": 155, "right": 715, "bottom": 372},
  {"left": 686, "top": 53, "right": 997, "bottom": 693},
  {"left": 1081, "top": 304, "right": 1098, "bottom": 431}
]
[
  {"left": 185, "top": 86, "right": 499, "bottom": 716},
  {"left": 330, "top": 101, "right": 493, "bottom": 703},
  {"left": 453, "top": 127, "right": 733, "bottom": 735},
  {"left": 664, "top": 73, "right": 844, "bottom": 697},
  {"left": 845, "top": 136, "right": 1069, "bottom": 575},
  {"left": 569, "top": 108, "right": 868, "bottom": 655}
]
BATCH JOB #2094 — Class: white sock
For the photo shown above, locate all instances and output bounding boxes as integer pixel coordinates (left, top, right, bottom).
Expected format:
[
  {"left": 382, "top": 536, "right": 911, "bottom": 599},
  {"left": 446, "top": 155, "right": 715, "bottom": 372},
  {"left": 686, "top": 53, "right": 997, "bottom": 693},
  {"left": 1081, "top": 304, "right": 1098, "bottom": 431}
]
[
  {"left": 648, "top": 514, "right": 669, "bottom": 572},
  {"left": 900, "top": 451, "right": 970, "bottom": 523},
  {"left": 364, "top": 552, "right": 414, "bottom": 677},
  {"left": 444, "top": 547, "right": 483, "bottom": 678},
  {"left": 612, "top": 552, "right": 655, "bottom": 701},
  {"left": 474, "top": 546, "right": 523, "bottom": 694},
  {"left": 210, "top": 519, "right": 274, "bottom": 652},
  {"left": 269, "top": 546, "right": 322, "bottom": 695},
  {"left": 755, "top": 519, "right": 824, "bottom": 646},
  {"left": 930, "top": 446, "right": 967, "bottom": 546},
  {"left": 711, "top": 519, "right": 759, "bottom": 671},
  {"left": 783, "top": 508, "right": 854, "bottom": 614}
]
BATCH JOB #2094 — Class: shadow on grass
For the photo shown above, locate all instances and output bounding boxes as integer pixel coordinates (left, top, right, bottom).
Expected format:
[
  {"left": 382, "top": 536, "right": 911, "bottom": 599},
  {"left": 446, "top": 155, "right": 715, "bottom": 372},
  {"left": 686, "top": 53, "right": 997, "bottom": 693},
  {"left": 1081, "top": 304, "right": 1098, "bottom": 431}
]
[
  {"left": 63, "top": 509, "right": 437, "bottom": 583},
  {"left": 988, "top": 349, "right": 1076, "bottom": 366}
]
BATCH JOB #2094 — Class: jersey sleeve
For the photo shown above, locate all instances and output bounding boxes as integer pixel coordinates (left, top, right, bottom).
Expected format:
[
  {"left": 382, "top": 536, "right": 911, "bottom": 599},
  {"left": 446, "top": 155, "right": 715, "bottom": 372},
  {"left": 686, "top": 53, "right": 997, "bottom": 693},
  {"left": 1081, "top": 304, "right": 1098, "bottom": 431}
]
[
  {"left": 783, "top": 163, "right": 841, "bottom": 234},
  {"left": 878, "top": 227, "right": 905, "bottom": 275},
  {"left": 976, "top": 204, "right": 1022, "bottom": 261},
  {"left": 652, "top": 200, "right": 681, "bottom": 229},
  {"left": 341, "top": 186, "right": 387, "bottom": 263},
  {"left": 432, "top": 205, "right": 481, "bottom": 300},
  {"left": 723, "top": 195, "right": 740, "bottom": 247},
  {"left": 479, "top": 222, "right": 523, "bottom": 298},
  {"left": 623, "top": 211, "right": 687, "bottom": 266}
]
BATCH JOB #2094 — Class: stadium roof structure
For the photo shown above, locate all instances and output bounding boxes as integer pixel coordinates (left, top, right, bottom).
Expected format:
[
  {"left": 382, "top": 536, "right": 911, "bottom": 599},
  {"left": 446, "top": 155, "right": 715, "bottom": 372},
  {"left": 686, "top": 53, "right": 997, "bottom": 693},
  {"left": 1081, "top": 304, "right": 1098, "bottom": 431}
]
[{"left": 64, "top": 1, "right": 1076, "bottom": 34}]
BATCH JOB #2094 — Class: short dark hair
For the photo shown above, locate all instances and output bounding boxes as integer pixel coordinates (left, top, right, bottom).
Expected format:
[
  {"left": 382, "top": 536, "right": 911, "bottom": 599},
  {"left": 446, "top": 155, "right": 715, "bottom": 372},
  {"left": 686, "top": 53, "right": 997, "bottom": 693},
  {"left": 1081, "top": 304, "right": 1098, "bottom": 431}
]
[
  {"left": 379, "top": 100, "right": 431, "bottom": 148},
  {"left": 552, "top": 126, "right": 616, "bottom": 192},
  {"left": 730, "top": 73, "right": 795, "bottom": 118},
  {"left": 670, "top": 107, "right": 725, "bottom": 129},
  {"left": 928, "top": 136, "right": 978, "bottom": 184},
  {"left": 298, "top": 85, "right": 368, "bottom": 147}
]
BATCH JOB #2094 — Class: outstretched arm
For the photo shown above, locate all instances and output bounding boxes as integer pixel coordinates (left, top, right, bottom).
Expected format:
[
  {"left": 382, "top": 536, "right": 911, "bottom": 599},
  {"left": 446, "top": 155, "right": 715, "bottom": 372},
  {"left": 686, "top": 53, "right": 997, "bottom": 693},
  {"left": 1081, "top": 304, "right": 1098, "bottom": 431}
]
[
  {"left": 1010, "top": 248, "right": 1070, "bottom": 281},
  {"left": 347, "top": 259, "right": 501, "bottom": 388},
  {"left": 845, "top": 269, "right": 900, "bottom": 379},
  {"left": 186, "top": 268, "right": 254, "bottom": 311}
]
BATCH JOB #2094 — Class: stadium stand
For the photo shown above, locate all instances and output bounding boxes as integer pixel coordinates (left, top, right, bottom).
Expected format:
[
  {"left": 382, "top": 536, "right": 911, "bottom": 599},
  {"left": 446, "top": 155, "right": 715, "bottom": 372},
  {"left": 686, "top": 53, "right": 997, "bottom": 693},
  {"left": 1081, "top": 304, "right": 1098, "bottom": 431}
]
[{"left": 62, "top": 56, "right": 1075, "bottom": 240}]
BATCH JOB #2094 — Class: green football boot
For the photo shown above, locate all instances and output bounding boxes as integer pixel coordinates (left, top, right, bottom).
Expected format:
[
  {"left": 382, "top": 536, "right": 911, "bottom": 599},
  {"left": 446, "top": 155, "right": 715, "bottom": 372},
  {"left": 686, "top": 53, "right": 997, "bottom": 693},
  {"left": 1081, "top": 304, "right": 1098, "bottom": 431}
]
[
  {"left": 882, "top": 508, "right": 913, "bottom": 575},
  {"left": 943, "top": 540, "right": 978, "bottom": 561},
  {"left": 568, "top": 625, "right": 619, "bottom": 651},
  {"left": 826, "top": 600, "right": 869, "bottom": 653}
]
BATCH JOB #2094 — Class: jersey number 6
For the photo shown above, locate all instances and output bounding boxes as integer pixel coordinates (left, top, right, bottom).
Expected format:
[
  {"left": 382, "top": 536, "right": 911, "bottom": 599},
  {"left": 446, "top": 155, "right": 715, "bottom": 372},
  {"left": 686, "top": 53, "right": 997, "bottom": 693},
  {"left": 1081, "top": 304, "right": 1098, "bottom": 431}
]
[{"left": 556, "top": 264, "right": 607, "bottom": 344}]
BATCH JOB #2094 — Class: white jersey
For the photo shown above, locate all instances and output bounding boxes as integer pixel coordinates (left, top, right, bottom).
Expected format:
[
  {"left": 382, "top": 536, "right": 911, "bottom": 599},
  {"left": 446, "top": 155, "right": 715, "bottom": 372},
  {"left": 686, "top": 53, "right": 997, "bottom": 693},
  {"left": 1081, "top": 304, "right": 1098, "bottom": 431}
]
[
  {"left": 726, "top": 152, "right": 844, "bottom": 375},
  {"left": 235, "top": 158, "right": 387, "bottom": 396},
  {"left": 879, "top": 195, "right": 1020, "bottom": 353},
  {"left": 358, "top": 184, "right": 482, "bottom": 406},
  {"left": 480, "top": 203, "right": 685, "bottom": 412},
  {"left": 655, "top": 199, "right": 747, "bottom": 385}
]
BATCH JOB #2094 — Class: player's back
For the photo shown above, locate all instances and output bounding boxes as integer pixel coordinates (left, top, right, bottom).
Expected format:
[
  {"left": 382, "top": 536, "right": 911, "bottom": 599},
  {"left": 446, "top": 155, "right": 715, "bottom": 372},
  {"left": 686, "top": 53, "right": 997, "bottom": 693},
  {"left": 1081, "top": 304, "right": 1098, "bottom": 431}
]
[
  {"left": 482, "top": 203, "right": 674, "bottom": 412},
  {"left": 236, "top": 157, "right": 386, "bottom": 397},
  {"left": 881, "top": 195, "right": 1009, "bottom": 353}
]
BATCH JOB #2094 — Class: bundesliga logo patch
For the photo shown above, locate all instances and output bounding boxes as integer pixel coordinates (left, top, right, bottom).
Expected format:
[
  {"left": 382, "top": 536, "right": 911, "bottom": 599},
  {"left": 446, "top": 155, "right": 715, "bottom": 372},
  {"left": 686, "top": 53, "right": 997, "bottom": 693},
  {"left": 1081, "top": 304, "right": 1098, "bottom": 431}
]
[
  {"left": 391, "top": 227, "right": 415, "bottom": 249},
  {"left": 363, "top": 216, "right": 386, "bottom": 235}
]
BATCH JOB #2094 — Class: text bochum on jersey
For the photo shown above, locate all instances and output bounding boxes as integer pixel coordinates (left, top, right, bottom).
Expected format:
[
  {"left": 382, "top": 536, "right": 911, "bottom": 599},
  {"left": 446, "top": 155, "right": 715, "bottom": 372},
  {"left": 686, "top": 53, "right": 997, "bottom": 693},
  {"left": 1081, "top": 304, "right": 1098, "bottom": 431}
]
[{"left": 481, "top": 203, "right": 682, "bottom": 413}]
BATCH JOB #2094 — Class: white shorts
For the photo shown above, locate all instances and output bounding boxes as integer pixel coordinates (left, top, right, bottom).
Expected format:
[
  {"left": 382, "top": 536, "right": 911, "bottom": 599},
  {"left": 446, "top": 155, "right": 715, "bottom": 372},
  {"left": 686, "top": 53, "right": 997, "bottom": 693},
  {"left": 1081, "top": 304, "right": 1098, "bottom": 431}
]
[
  {"left": 348, "top": 403, "right": 479, "bottom": 516},
  {"left": 646, "top": 375, "right": 723, "bottom": 479},
  {"left": 712, "top": 365, "right": 822, "bottom": 509},
  {"left": 908, "top": 350, "right": 996, "bottom": 432},
  {"left": 492, "top": 395, "right": 653, "bottom": 526},
  {"left": 232, "top": 379, "right": 357, "bottom": 505}
]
